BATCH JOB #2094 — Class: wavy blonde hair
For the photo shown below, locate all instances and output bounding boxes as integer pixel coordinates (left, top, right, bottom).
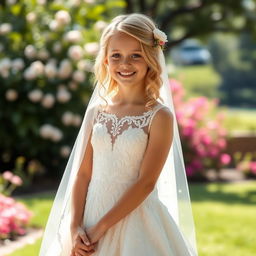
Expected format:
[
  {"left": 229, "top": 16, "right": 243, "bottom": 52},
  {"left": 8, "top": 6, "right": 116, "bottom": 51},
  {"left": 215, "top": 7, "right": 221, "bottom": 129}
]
[{"left": 93, "top": 13, "right": 163, "bottom": 109}]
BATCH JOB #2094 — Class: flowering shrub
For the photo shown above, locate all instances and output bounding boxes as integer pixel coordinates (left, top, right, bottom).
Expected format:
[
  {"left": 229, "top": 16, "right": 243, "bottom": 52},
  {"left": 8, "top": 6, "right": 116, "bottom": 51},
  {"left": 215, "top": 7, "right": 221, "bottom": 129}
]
[
  {"left": 0, "top": 194, "right": 32, "bottom": 240},
  {"left": 0, "top": 1, "right": 123, "bottom": 176},
  {"left": 170, "top": 79, "right": 231, "bottom": 178}
]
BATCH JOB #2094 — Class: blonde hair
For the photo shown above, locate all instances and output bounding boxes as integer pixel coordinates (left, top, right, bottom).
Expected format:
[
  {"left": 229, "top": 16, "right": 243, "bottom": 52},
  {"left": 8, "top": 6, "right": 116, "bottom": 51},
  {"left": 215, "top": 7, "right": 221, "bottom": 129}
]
[{"left": 93, "top": 13, "right": 163, "bottom": 109}]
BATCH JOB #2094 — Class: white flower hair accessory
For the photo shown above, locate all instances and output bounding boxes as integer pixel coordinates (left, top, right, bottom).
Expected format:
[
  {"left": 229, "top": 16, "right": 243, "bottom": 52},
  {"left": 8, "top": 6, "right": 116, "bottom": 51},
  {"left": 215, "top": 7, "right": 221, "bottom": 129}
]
[{"left": 153, "top": 28, "right": 168, "bottom": 49}]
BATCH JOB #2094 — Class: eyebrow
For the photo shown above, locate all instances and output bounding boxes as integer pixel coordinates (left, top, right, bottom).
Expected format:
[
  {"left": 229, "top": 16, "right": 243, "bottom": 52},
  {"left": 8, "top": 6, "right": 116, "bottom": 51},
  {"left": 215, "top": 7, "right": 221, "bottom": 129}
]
[{"left": 110, "top": 49, "right": 142, "bottom": 52}]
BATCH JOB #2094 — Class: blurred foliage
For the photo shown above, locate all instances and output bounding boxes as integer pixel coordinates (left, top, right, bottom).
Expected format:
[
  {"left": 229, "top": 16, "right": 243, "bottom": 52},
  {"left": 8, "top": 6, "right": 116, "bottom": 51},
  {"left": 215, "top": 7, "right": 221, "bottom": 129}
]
[
  {"left": 208, "top": 31, "right": 256, "bottom": 107},
  {"left": 123, "top": 0, "right": 256, "bottom": 51}
]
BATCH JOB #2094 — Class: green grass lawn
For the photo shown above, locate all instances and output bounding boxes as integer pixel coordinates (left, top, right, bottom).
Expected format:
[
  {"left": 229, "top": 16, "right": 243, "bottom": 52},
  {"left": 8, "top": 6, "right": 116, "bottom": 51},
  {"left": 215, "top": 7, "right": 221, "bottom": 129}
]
[
  {"left": 191, "top": 181, "right": 256, "bottom": 256},
  {"left": 221, "top": 107, "right": 256, "bottom": 133},
  {"left": 7, "top": 181, "right": 256, "bottom": 256},
  {"left": 169, "top": 63, "right": 222, "bottom": 100}
]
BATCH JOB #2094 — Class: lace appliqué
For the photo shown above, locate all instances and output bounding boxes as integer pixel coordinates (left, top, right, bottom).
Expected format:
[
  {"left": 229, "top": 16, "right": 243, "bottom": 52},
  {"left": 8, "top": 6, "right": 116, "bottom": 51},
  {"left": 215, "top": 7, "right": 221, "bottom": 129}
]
[{"left": 94, "top": 105, "right": 162, "bottom": 150}]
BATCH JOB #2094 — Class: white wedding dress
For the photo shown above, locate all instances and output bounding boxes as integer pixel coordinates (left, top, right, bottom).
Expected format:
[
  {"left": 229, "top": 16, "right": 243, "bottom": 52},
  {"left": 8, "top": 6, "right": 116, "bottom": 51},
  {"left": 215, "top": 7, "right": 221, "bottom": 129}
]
[{"left": 54, "top": 103, "right": 195, "bottom": 256}]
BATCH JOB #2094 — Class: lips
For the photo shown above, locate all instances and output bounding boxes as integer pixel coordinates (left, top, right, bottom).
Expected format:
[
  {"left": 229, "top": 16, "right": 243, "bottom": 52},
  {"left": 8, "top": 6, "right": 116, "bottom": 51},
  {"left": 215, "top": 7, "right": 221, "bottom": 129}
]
[{"left": 118, "top": 71, "right": 136, "bottom": 77}]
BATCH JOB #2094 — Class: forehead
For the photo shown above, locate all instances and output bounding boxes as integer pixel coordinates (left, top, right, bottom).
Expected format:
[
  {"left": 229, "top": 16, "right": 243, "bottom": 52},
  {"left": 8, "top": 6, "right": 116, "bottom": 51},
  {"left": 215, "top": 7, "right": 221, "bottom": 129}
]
[{"left": 108, "top": 31, "right": 141, "bottom": 52}]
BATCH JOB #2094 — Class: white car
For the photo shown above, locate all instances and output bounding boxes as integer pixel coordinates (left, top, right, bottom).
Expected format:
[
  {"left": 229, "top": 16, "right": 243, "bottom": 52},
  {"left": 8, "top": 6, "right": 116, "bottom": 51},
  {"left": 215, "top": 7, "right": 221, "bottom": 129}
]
[{"left": 170, "top": 39, "right": 211, "bottom": 65}]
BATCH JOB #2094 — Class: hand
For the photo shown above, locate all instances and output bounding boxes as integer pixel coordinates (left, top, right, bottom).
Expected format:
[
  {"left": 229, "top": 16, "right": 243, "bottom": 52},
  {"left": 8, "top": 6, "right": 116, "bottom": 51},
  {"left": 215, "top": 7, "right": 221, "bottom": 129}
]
[
  {"left": 86, "top": 223, "right": 106, "bottom": 244},
  {"left": 70, "top": 227, "right": 97, "bottom": 256}
]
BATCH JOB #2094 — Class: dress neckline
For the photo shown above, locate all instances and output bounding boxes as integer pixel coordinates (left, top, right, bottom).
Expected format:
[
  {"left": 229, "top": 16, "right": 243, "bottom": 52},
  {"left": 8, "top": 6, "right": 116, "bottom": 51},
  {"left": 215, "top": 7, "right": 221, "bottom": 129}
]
[{"left": 98, "top": 103, "right": 161, "bottom": 121}]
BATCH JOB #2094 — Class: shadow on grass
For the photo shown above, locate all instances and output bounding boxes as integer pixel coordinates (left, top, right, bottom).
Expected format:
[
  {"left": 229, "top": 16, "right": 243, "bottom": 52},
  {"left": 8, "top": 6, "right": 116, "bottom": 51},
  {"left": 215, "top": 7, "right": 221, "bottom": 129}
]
[
  {"left": 189, "top": 182, "right": 256, "bottom": 205},
  {"left": 15, "top": 191, "right": 55, "bottom": 207}
]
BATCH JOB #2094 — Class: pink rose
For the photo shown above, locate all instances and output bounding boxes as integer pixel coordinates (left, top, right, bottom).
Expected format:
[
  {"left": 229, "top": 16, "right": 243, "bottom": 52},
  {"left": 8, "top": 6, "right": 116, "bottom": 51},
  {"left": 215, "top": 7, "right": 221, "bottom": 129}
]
[
  {"left": 10, "top": 175, "right": 23, "bottom": 186},
  {"left": 250, "top": 161, "right": 256, "bottom": 174},
  {"left": 220, "top": 153, "right": 231, "bottom": 165},
  {"left": 186, "top": 165, "right": 195, "bottom": 177},
  {"left": 3, "top": 171, "right": 13, "bottom": 181}
]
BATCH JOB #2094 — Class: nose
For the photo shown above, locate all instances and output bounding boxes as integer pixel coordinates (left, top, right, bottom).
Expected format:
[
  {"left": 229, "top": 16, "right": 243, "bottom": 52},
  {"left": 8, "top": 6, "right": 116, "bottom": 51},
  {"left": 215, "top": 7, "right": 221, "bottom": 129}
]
[{"left": 120, "top": 56, "right": 131, "bottom": 65}]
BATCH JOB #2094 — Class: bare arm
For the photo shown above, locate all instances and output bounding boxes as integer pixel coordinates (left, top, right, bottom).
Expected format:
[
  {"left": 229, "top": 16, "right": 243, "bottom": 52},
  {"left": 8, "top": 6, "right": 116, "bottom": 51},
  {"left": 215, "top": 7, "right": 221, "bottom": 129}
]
[
  {"left": 96, "top": 108, "right": 174, "bottom": 233},
  {"left": 70, "top": 130, "right": 93, "bottom": 233}
]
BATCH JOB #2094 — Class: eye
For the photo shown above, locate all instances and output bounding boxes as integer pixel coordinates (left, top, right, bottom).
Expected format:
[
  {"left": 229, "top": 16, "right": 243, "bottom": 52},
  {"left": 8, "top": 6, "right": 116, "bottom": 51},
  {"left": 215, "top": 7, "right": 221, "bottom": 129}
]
[
  {"left": 111, "top": 53, "right": 120, "bottom": 58},
  {"left": 131, "top": 54, "right": 141, "bottom": 58}
]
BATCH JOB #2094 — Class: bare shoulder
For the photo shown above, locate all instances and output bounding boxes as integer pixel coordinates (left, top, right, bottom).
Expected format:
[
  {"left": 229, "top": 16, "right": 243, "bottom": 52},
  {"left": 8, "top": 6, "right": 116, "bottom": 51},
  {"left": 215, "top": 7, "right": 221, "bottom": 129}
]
[{"left": 151, "top": 104, "right": 174, "bottom": 129}]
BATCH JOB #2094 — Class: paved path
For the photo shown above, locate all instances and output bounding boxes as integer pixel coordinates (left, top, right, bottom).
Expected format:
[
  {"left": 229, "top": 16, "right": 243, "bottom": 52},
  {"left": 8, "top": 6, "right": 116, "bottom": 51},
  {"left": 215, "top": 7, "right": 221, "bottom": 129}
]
[{"left": 0, "top": 229, "right": 43, "bottom": 256}]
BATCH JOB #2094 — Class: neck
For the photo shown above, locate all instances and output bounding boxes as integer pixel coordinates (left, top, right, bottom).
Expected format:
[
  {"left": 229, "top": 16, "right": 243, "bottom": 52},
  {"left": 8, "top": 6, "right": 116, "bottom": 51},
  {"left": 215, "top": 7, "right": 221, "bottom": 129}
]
[{"left": 111, "top": 83, "right": 147, "bottom": 106}]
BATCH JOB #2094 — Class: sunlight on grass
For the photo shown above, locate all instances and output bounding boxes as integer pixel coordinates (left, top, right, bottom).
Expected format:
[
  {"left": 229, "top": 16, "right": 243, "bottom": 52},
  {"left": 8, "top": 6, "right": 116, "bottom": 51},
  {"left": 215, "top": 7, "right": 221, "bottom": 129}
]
[
  {"left": 190, "top": 181, "right": 256, "bottom": 256},
  {"left": 7, "top": 182, "right": 256, "bottom": 256},
  {"left": 221, "top": 108, "right": 256, "bottom": 133},
  {"left": 172, "top": 64, "right": 221, "bottom": 99}
]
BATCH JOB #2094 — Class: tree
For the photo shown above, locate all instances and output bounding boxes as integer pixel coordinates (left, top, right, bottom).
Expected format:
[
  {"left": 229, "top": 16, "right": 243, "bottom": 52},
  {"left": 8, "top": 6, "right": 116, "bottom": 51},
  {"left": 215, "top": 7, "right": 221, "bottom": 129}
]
[
  {"left": 123, "top": 0, "right": 256, "bottom": 50},
  {"left": 208, "top": 31, "right": 256, "bottom": 107}
]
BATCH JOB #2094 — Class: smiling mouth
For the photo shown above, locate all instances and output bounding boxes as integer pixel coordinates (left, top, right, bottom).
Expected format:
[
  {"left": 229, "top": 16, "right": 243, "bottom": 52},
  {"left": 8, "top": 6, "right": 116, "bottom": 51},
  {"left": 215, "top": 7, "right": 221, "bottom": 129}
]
[{"left": 118, "top": 72, "right": 136, "bottom": 78}]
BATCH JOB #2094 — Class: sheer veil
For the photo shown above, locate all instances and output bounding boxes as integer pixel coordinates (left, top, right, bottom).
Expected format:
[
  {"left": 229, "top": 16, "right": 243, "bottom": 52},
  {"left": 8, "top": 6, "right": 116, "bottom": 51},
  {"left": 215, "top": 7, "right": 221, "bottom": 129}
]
[{"left": 39, "top": 42, "right": 198, "bottom": 256}]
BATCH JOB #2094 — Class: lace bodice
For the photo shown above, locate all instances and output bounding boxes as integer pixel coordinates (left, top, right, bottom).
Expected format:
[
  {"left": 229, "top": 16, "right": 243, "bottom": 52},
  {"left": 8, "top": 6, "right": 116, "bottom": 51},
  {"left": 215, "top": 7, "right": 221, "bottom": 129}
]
[{"left": 90, "top": 103, "right": 166, "bottom": 185}]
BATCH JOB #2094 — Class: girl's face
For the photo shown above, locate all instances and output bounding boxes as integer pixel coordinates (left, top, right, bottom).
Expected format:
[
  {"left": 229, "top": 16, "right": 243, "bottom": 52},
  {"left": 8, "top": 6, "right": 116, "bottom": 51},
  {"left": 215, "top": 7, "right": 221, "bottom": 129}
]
[{"left": 105, "top": 31, "right": 149, "bottom": 89}]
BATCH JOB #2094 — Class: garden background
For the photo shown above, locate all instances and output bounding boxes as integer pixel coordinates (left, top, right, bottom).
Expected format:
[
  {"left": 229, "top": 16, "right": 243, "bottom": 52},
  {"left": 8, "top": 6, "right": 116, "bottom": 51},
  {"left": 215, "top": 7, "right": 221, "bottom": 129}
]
[{"left": 0, "top": 0, "right": 256, "bottom": 255}]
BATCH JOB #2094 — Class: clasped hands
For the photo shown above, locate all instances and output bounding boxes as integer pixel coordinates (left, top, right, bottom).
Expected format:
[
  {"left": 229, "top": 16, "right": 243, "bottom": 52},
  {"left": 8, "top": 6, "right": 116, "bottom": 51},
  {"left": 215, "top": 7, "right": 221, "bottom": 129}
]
[{"left": 70, "top": 224, "right": 105, "bottom": 256}]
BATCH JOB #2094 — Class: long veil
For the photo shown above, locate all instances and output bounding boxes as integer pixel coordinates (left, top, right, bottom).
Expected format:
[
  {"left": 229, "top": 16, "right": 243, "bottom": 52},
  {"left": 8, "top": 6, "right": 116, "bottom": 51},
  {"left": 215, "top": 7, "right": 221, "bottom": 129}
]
[{"left": 39, "top": 49, "right": 198, "bottom": 256}]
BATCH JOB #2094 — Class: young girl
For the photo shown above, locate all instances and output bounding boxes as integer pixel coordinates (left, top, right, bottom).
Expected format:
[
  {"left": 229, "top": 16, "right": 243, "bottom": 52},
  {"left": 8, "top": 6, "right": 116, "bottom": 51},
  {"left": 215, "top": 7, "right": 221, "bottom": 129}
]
[{"left": 40, "top": 13, "right": 198, "bottom": 256}]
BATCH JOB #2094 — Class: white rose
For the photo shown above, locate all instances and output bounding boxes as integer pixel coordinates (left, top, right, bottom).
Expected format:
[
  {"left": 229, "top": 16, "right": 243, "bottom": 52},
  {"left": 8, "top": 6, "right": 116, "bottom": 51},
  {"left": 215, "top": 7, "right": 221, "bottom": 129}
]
[
  {"left": 31, "top": 61, "right": 44, "bottom": 76},
  {"left": 153, "top": 28, "right": 168, "bottom": 43},
  {"left": 45, "top": 62, "right": 57, "bottom": 78},
  {"left": 49, "top": 20, "right": 63, "bottom": 31},
  {"left": 64, "top": 30, "right": 82, "bottom": 43},
  {"left": 70, "top": 0, "right": 81, "bottom": 7},
  {"left": 40, "top": 124, "right": 53, "bottom": 138},
  {"left": 12, "top": 58, "right": 25, "bottom": 71},
  {"left": 57, "top": 88, "right": 71, "bottom": 103},
  {"left": 94, "top": 20, "right": 108, "bottom": 31},
  {"left": 84, "top": 42, "right": 99, "bottom": 56},
  {"left": 26, "top": 12, "right": 37, "bottom": 23},
  {"left": 55, "top": 10, "right": 71, "bottom": 26},
  {"left": 0, "top": 23, "right": 12, "bottom": 34},
  {"left": 51, "top": 127, "right": 63, "bottom": 142},
  {"left": 62, "top": 111, "right": 74, "bottom": 126},
  {"left": 24, "top": 45, "right": 37, "bottom": 59},
  {"left": 77, "top": 59, "right": 93, "bottom": 72},
  {"left": 41, "top": 94, "right": 55, "bottom": 108},
  {"left": 28, "top": 89, "right": 43, "bottom": 102},
  {"left": 0, "top": 69, "right": 9, "bottom": 78},
  {"left": 60, "top": 145, "right": 71, "bottom": 157},
  {"left": 5, "top": 89, "right": 18, "bottom": 101},
  {"left": 73, "top": 114, "right": 82, "bottom": 126},
  {"left": 0, "top": 58, "right": 12, "bottom": 70},
  {"left": 68, "top": 45, "right": 84, "bottom": 61},
  {"left": 73, "top": 70, "right": 86, "bottom": 83},
  {"left": 37, "top": 0, "right": 46, "bottom": 4},
  {"left": 7, "top": 0, "right": 16, "bottom": 4},
  {"left": 24, "top": 67, "right": 37, "bottom": 80},
  {"left": 58, "top": 59, "right": 73, "bottom": 79},
  {"left": 40, "top": 124, "right": 63, "bottom": 142}
]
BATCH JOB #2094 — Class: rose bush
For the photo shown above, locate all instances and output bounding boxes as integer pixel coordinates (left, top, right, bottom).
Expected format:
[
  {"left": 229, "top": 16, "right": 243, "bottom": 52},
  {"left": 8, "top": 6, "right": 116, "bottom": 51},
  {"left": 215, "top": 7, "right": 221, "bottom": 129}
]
[
  {"left": 0, "top": 193, "right": 32, "bottom": 240},
  {"left": 170, "top": 78, "right": 231, "bottom": 179},
  {"left": 0, "top": 1, "right": 123, "bottom": 177}
]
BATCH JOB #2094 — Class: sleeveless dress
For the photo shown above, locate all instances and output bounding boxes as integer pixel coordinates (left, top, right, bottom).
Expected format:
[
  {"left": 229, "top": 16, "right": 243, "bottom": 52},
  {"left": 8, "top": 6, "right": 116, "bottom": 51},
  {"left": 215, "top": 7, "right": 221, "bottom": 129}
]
[{"left": 79, "top": 103, "right": 194, "bottom": 256}]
